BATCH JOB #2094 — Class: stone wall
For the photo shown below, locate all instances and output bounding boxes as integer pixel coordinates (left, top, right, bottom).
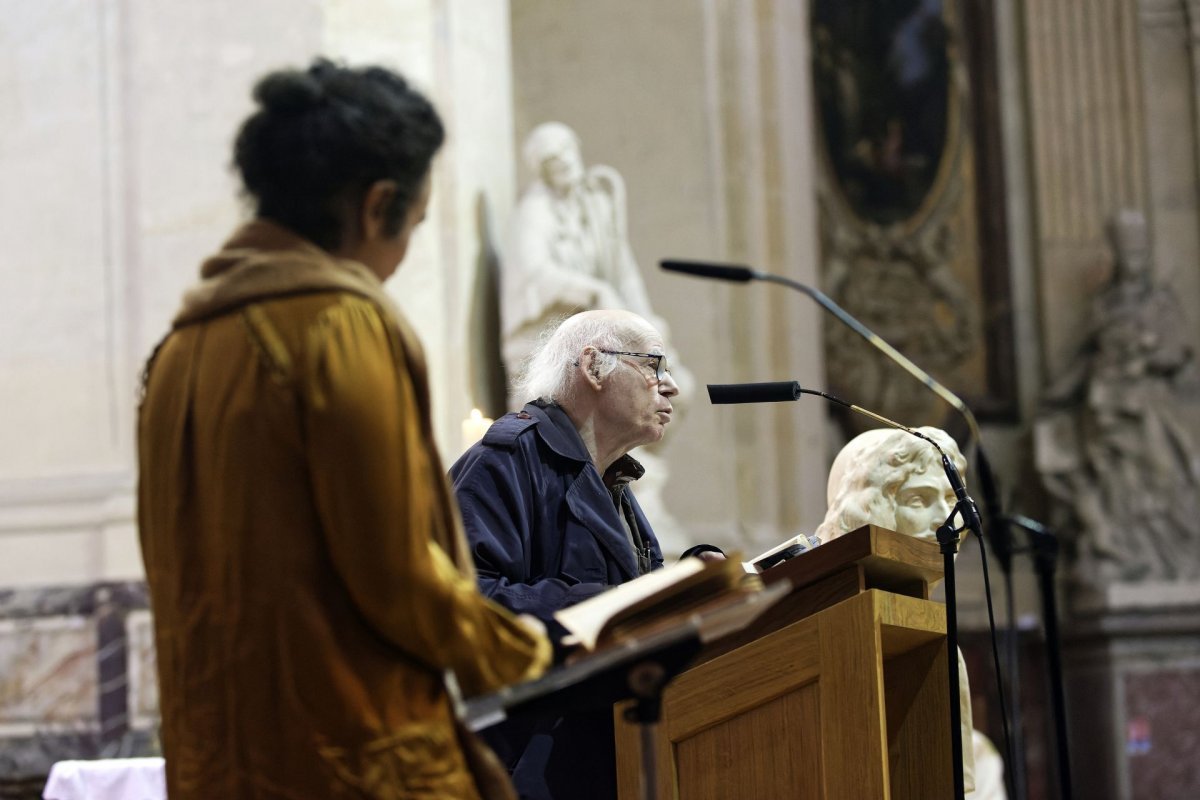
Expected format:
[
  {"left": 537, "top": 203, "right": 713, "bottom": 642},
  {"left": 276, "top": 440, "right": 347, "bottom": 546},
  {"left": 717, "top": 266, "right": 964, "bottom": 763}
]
[
  {"left": 0, "top": 0, "right": 518, "bottom": 787},
  {"left": 0, "top": 0, "right": 518, "bottom": 582}
]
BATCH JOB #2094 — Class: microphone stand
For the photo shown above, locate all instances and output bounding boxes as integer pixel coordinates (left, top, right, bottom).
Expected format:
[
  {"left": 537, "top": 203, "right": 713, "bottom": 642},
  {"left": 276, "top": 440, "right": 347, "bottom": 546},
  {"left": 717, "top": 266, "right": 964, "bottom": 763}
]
[
  {"left": 819, "top": 388, "right": 979, "bottom": 800},
  {"left": 665, "top": 258, "right": 1023, "bottom": 791},
  {"left": 1004, "top": 514, "right": 1074, "bottom": 800},
  {"left": 937, "top": 507, "right": 969, "bottom": 800},
  {"left": 709, "top": 380, "right": 979, "bottom": 799},
  {"left": 976, "top": 461, "right": 1027, "bottom": 800}
]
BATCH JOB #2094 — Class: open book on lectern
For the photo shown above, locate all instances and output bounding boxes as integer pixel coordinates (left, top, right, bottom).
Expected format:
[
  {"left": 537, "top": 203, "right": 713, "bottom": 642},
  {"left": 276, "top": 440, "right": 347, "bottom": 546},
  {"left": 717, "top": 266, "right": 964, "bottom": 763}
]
[{"left": 553, "top": 554, "right": 761, "bottom": 651}]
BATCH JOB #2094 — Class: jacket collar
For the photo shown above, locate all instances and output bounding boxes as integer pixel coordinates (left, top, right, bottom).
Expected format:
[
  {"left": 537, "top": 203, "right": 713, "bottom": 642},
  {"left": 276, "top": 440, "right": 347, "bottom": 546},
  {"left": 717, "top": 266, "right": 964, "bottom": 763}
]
[
  {"left": 525, "top": 402, "right": 590, "bottom": 463},
  {"left": 525, "top": 401, "right": 645, "bottom": 484},
  {"left": 157, "top": 220, "right": 477, "bottom": 577},
  {"left": 172, "top": 219, "right": 400, "bottom": 328}
]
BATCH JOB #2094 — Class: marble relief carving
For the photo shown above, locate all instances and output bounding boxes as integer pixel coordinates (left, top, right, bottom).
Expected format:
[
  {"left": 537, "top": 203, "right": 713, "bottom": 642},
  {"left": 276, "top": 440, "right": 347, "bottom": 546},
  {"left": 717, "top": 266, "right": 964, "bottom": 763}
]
[
  {"left": 125, "top": 610, "right": 158, "bottom": 729},
  {"left": 0, "top": 582, "right": 156, "bottom": 784},
  {"left": 0, "top": 617, "right": 97, "bottom": 735},
  {"left": 821, "top": 212, "right": 978, "bottom": 427}
]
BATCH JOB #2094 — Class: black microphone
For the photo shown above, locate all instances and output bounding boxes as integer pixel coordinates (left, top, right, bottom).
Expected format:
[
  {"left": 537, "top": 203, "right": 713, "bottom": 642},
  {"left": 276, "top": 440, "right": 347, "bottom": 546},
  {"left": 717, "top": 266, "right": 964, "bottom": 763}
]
[
  {"left": 943, "top": 455, "right": 983, "bottom": 538},
  {"left": 660, "top": 259, "right": 758, "bottom": 283},
  {"left": 706, "top": 380, "right": 983, "bottom": 537},
  {"left": 708, "top": 381, "right": 801, "bottom": 404}
]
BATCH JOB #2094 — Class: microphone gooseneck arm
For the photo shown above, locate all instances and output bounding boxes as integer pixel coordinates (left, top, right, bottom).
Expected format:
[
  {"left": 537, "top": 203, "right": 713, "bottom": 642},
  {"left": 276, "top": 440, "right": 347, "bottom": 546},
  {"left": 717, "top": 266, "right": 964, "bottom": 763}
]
[
  {"left": 662, "top": 260, "right": 983, "bottom": 445},
  {"left": 755, "top": 271, "right": 984, "bottom": 446}
]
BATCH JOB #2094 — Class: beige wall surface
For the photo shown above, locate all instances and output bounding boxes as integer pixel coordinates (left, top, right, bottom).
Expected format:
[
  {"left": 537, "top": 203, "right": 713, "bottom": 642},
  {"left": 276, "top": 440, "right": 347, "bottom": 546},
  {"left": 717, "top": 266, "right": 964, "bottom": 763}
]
[
  {"left": 0, "top": 0, "right": 517, "bottom": 586},
  {"left": 510, "top": 0, "right": 828, "bottom": 555}
]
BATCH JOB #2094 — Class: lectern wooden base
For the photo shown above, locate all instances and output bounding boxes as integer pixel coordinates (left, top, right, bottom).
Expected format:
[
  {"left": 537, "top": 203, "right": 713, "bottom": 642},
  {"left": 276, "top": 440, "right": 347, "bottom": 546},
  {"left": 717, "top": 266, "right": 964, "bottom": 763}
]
[{"left": 614, "top": 528, "right": 951, "bottom": 799}]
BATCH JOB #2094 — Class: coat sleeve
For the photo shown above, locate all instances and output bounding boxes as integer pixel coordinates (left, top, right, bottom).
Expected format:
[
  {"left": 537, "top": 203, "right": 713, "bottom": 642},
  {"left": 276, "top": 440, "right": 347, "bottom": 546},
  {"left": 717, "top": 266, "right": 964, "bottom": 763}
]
[
  {"left": 451, "top": 447, "right": 608, "bottom": 625},
  {"left": 302, "top": 298, "right": 550, "bottom": 696}
]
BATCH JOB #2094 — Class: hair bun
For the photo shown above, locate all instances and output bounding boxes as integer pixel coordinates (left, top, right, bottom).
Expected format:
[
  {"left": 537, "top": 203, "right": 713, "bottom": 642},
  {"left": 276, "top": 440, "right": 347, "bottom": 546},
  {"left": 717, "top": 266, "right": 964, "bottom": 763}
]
[{"left": 253, "top": 69, "right": 324, "bottom": 114}]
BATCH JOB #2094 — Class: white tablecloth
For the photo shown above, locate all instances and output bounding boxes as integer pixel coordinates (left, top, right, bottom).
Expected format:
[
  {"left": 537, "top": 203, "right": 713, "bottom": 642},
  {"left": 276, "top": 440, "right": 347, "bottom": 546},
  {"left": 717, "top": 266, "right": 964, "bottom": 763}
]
[{"left": 43, "top": 758, "right": 166, "bottom": 800}]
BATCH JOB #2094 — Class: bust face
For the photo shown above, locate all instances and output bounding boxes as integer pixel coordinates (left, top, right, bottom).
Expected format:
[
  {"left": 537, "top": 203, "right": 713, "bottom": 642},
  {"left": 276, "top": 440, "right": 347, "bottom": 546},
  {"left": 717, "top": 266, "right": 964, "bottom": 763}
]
[
  {"left": 816, "top": 426, "right": 966, "bottom": 544},
  {"left": 892, "top": 466, "right": 957, "bottom": 541}
]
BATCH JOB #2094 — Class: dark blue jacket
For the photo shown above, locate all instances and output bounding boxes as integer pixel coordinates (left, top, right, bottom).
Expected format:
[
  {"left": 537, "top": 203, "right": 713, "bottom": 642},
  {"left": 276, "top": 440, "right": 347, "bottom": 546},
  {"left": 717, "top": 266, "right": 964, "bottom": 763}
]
[{"left": 449, "top": 401, "right": 664, "bottom": 799}]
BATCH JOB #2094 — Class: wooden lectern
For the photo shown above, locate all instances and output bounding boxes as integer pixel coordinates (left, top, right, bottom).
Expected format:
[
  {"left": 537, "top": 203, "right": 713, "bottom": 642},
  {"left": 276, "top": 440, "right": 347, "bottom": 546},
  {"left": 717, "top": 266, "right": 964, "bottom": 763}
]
[{"left": 613, "top": 525, "right": 952, "bottom": 799}]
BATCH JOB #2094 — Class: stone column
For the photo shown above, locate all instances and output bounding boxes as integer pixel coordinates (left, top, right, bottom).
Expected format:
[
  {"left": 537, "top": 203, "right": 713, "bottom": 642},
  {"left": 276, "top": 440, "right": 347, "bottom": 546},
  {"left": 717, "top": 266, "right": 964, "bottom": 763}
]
[{"left": 1021, "top": 0, "right": 1150, "bottom": 376}]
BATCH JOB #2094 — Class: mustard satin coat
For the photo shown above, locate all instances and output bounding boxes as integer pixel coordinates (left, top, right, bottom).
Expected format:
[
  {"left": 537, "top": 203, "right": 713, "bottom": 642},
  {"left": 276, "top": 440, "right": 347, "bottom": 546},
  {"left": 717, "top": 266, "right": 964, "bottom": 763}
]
[{"left": 137, "top": 221, "right": 550, "bottom": 799}]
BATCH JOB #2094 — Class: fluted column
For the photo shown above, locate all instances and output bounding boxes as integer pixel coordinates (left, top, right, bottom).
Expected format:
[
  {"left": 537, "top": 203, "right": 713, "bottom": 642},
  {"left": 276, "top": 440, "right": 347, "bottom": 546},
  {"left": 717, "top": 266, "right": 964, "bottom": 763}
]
[{"left": 1022, "top": 0, "right": 1149, "bottom": 374}]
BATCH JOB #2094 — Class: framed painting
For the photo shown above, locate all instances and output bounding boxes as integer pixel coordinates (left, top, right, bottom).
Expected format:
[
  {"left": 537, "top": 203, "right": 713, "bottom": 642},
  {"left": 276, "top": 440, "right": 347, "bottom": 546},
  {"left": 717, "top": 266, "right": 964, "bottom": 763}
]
[{"left": 811, "top": 0, "right": 1017, "bottom": 434}]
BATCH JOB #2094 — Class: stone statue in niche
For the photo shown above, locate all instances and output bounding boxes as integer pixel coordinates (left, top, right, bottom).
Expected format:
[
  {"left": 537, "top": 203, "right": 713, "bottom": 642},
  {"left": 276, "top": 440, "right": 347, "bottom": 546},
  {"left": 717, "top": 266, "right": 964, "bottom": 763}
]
[
  {"left": 822, "top": 216, "right": 978, "bottom": 433},
  {"left": 1036, "top": 208, "right": 1200, "bottom": 587},
  {"left": 502, "top": 122, "right": 664, "bottom": 363},
  {"left": 815, "top": 426, "right": 1007, "bottom": 799},
  {"left": 502, "top": 121, "right": 694, "bottom": 553}
]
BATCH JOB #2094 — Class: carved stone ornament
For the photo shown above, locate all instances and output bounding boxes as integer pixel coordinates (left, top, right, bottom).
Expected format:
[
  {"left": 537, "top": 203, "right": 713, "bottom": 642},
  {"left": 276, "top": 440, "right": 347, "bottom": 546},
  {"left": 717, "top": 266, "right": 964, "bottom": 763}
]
[
  {"left": 812, "top": 1, "right": 985, "bottom": 431},
  {"left": 821, "top": 209, "right": 978, "bottom": 429}
]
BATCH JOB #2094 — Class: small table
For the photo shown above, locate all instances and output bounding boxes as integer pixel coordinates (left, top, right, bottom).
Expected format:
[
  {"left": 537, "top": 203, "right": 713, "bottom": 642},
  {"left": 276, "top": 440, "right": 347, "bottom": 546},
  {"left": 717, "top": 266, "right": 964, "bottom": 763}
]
[{"left": 43, "top": 758, "right": 165, "bottom": 800}]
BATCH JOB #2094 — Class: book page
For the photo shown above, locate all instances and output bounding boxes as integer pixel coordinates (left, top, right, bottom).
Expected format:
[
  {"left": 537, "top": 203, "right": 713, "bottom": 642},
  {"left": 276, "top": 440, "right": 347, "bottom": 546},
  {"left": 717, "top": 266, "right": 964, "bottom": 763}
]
[
  {"left": 749, "top": 533, "right": 821, "bottom": 571},
  {"left": 555, "top": 557, "right": 731, "bottom": 650}
]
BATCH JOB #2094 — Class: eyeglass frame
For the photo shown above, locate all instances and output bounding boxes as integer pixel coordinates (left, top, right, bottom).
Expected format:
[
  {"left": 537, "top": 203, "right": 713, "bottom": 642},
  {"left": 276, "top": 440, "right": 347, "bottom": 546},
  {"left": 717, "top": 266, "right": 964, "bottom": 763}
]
[{"left": 597, "top": 349, "right": 671, "bottom": 382}]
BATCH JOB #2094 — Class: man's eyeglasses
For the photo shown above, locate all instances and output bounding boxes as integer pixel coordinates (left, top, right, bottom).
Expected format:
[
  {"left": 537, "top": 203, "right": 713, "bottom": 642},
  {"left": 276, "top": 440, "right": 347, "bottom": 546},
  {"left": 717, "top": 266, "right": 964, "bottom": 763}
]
[{"left": 599, "top": 350, "right": 671, "bottom": 382}]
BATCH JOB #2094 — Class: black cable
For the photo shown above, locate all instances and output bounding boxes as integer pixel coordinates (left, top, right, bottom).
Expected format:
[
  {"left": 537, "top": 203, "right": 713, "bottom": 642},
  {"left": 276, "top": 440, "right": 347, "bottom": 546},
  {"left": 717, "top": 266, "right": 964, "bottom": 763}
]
[{"left": 972, "top": 522, "right": 1016, "bottom": 795}]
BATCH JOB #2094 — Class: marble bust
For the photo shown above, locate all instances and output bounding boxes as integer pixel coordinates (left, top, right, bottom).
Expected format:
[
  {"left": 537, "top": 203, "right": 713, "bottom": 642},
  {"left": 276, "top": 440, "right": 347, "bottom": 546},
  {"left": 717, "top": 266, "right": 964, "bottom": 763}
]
[{"left": 815, "top": 426, "right": 965, "bottom": 544}]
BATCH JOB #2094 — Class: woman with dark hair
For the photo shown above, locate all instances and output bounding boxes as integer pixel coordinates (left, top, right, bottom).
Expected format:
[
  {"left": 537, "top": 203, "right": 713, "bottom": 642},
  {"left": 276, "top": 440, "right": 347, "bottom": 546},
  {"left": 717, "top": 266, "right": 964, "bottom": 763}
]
[{"left": 138, "top": 59, "right": 550, "bottom": 799}]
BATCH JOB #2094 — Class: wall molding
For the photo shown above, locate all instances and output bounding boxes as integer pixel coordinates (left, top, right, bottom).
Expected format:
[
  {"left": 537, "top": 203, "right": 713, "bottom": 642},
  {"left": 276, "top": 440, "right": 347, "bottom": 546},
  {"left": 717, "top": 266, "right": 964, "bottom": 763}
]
[{"left": 0, "top": 471, "right": 135, "bottom": 535}]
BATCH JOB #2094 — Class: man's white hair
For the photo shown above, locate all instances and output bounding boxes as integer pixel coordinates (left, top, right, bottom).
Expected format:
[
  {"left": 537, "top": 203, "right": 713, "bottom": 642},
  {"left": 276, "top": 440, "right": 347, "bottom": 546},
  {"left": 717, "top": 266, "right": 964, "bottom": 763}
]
[{"left": 516, "top": 312, "right": 650, "bottom": 405}]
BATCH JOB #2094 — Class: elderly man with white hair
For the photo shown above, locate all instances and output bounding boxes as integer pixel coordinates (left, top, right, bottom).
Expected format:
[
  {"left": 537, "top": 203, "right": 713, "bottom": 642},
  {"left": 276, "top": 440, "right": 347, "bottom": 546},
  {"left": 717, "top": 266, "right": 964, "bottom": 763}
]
[{"left": 450, "top": 308, "right": 716, "bottom": 800}]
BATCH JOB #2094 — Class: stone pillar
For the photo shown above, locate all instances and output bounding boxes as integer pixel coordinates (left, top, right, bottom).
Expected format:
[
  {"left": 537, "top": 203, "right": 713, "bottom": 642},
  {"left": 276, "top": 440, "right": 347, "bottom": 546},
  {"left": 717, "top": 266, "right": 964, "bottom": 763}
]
[
  {"left": 1140, "top": 0, "right": 1200, "bottom": 350},
  {"left": 1021, "top": 4, "right": 1200, "bottom": 797}
]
